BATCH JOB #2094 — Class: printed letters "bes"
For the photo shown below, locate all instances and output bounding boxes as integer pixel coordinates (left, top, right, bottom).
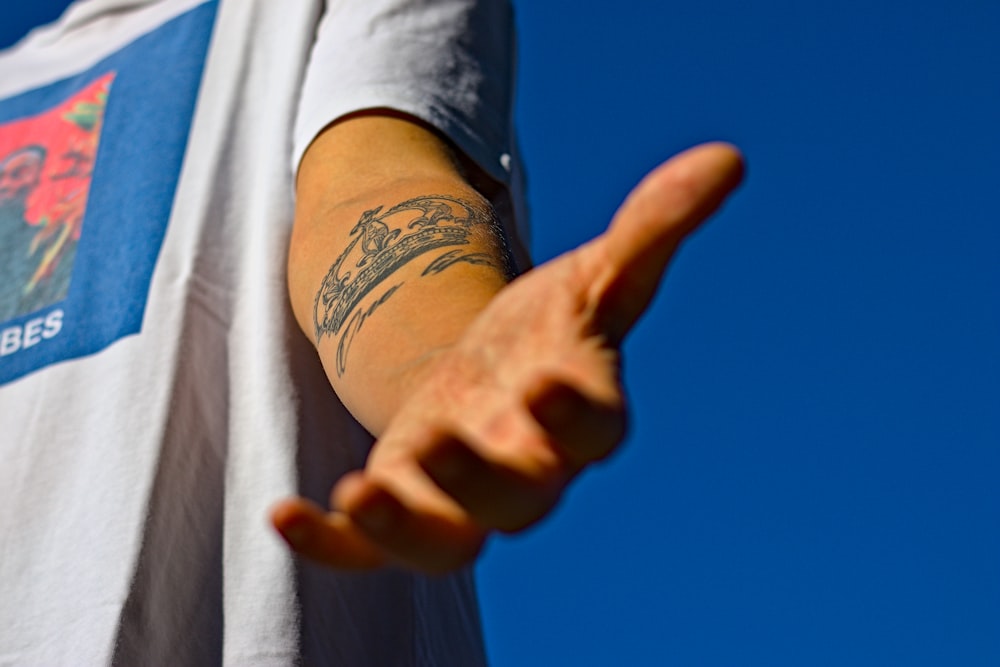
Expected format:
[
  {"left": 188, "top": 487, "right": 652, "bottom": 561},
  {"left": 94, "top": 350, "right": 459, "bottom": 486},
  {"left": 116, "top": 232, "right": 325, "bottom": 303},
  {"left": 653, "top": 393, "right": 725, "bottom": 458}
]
[{"left": 0, "top": 310, "right": 64, "bottom": 357}]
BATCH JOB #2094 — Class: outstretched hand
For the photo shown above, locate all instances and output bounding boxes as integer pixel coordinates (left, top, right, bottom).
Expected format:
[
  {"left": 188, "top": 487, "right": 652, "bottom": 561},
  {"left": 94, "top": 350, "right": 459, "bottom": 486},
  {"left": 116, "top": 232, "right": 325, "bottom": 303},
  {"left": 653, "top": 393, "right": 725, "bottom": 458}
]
[{"left": 272, "top": 142, "right": 744, "bottom": 572}]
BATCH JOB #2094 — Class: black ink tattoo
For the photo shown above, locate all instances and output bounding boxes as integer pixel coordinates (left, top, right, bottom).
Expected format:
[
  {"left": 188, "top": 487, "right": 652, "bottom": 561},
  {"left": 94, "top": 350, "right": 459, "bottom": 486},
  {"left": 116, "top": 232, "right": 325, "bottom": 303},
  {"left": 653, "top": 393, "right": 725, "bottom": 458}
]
[
  {"left": 421, "top": 249, "right": 502, "bottom": 277},
  {"left": 335, "top": 284, "right": 401, "bottom": 377},
  {"left": 313, "top": 195, "right": 500, "bottom": 375}
]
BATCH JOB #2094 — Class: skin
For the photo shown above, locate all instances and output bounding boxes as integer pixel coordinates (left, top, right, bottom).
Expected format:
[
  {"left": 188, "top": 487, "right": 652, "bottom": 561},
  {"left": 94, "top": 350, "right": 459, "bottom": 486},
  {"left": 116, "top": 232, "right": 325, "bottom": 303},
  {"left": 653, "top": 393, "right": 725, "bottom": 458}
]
[{"left": 271, "top": 113, "right": 744, "bottom": 573}]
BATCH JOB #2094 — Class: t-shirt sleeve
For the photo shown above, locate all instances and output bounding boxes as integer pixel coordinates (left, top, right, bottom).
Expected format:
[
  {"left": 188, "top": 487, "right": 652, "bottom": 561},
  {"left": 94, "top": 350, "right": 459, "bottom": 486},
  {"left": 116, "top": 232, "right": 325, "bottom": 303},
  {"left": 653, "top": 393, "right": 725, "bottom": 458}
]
[{"left": 292, "top": 0, "right": 526, "bottom": 234}]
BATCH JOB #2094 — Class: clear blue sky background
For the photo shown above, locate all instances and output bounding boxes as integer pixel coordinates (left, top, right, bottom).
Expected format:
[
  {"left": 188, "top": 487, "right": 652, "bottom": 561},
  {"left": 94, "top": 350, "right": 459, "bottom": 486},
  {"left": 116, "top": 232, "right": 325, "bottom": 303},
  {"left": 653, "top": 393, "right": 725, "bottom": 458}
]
[{"left": 3, "top": 2, "right": 998, "bottom": 666}]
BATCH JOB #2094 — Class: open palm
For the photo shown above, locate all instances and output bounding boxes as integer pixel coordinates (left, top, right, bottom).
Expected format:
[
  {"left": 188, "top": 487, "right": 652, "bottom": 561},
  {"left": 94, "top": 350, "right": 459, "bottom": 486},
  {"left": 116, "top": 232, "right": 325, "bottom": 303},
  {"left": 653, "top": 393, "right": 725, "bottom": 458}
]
[{"left": 272, "top": 142, "right": 745, "bottom": 572}]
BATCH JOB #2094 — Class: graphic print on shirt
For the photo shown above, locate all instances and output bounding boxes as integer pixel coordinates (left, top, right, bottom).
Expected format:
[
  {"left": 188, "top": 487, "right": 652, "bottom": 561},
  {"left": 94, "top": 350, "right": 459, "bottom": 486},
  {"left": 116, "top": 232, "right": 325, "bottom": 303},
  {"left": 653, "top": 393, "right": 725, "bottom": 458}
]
[
  {"left": 0, "top": 75, "right": 113, "bottom": 326},
  {"left": 0, "top": 1, "right": 218, "bottom": 385}
]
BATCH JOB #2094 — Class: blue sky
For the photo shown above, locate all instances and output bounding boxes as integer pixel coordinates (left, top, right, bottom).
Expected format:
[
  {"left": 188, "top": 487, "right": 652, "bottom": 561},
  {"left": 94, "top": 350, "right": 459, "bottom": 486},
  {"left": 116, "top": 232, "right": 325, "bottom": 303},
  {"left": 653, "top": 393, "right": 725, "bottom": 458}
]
[{"left": 3, "top": 2, "right": 998, "bottom": 666}]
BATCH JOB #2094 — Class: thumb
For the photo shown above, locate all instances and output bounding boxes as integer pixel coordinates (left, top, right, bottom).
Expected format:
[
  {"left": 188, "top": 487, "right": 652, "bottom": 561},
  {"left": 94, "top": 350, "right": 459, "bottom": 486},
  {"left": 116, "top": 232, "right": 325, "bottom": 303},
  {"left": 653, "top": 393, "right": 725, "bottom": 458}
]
[{"left": 588, "top": 142, "right": 744, "bottom": 341}]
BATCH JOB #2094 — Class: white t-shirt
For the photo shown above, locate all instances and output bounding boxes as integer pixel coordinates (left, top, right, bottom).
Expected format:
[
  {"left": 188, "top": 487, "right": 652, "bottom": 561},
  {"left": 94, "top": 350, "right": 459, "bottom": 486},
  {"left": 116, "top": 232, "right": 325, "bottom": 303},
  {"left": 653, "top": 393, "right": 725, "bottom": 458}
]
[{"left": 0, "top": 1, "right": 524, "bottom": 664}]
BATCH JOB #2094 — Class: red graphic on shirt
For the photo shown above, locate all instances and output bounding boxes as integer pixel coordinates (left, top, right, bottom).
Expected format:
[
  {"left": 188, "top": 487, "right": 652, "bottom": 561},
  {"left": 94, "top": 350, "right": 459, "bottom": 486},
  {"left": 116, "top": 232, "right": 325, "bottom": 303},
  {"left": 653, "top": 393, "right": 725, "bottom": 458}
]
[{"left": 0, "top": 73, "right": 114, "bottom": 319}]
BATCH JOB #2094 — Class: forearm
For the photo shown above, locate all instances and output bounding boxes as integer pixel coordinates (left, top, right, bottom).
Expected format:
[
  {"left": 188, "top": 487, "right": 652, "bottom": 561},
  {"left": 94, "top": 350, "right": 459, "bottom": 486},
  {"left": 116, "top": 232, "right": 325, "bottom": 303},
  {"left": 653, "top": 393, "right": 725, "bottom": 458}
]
[
  {"left": 275, "top": 143, "right": 744, "bottom": 572},
  {"left": 289, "top": 115, "right": 511, "bottom": 435}
]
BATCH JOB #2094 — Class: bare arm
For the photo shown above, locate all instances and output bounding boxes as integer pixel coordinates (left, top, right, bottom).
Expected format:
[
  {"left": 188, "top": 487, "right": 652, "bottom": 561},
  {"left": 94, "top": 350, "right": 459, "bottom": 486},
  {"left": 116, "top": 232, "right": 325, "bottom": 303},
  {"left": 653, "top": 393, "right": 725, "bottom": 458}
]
[
  {"left": 275, "top": 113, "right": 744, "bottom": 572},
  {"left": 288, "top": 113, "right": 512, "bottom": 435}
]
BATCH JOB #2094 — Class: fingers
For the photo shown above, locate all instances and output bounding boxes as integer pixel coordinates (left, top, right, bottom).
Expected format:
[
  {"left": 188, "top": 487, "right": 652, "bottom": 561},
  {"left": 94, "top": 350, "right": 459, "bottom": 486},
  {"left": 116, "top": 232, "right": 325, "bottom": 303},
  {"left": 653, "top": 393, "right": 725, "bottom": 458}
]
[
  {"left": 525, "top": 376, "right": 627, "bottom": 467},
  {"left": 417, "top": 379, "right": 625, "bottom": 533},
  {"left": 272, "top": 480, "right": 484, "bottom": 573},
  {"left": 332, "top": 472, "right": 488, "bottom": 573},
  {"left": 273, "top": 466, "right": 491, "bottom": 573},
  {"left": 590, "top": 142, "right": 744, "bottom": 341},
  {"left": 270, "top": 496, "right": 387, "bottom": 569},
  {"left": 274, "top": 377, "right": 626, "bottom": 572},
  {"left": 419, "top": 434, "right": 566, "bottom": 533}
]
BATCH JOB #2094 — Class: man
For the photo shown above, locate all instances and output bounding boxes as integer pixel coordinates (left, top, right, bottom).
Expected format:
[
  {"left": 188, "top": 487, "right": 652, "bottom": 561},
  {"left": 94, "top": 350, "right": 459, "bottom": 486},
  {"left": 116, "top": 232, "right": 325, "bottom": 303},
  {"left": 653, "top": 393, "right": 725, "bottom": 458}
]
[
  {"left": 0, "top": 0, "right": 742, "bottom": 664},
  {"left": 0, "top": 146, "right": 45, "bottom": 209},
  {"left": 0, "top": 145, "right": 46, "bottom": 321}
]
